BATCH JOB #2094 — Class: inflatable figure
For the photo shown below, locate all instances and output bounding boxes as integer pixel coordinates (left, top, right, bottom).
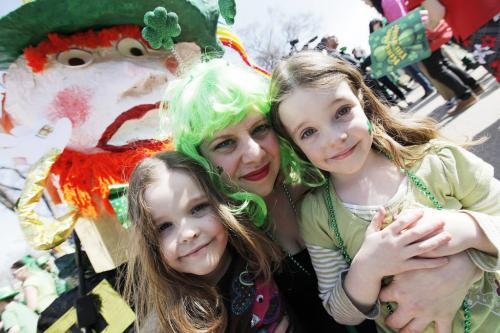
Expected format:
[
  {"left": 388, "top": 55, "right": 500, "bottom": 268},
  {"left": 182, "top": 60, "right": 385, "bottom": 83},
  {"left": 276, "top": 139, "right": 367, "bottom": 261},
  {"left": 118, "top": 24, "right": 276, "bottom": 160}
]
[{"left": 0, "top": 0, "right": 229, "bottom": 272}]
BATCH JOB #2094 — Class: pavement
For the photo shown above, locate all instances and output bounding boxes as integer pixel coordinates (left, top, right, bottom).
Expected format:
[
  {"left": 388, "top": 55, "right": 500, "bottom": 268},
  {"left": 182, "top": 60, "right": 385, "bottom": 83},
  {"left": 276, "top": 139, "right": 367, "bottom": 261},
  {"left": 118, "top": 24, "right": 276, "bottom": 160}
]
[{"left": 401, "top": 68, "right": 500, "bottom": 178}]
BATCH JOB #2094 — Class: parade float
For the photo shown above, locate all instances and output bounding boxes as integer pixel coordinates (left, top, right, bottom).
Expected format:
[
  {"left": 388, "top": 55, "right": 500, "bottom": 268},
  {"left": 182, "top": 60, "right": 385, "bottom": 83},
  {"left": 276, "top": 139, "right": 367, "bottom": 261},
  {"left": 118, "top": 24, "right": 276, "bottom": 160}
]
[{"left": 0, "top": 0, "right": 265, "bottom": 329}]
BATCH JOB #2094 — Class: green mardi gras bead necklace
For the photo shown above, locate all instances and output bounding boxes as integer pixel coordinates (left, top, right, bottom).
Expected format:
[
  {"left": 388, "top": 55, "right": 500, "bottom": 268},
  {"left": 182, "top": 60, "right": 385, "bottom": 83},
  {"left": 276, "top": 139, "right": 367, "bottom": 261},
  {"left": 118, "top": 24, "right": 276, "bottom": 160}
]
[{"left": 324, "top": 168, "right": 472, "bottom": 333}]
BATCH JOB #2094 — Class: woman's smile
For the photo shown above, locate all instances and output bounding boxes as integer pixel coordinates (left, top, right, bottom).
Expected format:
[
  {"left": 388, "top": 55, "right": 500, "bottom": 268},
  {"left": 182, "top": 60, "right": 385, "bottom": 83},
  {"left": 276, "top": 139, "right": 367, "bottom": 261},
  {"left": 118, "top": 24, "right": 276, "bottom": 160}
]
[{"left": 241, "top": 163, "right": 271, "bottom": 181}]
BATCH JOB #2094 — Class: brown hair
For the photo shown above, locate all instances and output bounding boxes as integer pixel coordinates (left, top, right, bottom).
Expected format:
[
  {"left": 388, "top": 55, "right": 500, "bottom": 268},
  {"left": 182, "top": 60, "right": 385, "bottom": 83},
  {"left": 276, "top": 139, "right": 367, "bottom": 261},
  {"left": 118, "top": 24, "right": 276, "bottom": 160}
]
[
  {"left": 269, "top": 50, "right": 445, "bottom": 181},
  {"left": 123, "top": 151, "right": 282, "bottom": 332},
  {"left": 11, "top": 260, "right": 25, "bottom": 270}
]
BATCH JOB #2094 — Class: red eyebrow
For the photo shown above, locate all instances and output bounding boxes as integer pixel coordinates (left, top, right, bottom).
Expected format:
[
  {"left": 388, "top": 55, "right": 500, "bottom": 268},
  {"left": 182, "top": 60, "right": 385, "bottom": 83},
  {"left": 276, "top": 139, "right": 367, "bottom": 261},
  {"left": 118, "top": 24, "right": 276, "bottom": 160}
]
[{"left": 23, "top": 24, "right": 150, "bottom": 73}]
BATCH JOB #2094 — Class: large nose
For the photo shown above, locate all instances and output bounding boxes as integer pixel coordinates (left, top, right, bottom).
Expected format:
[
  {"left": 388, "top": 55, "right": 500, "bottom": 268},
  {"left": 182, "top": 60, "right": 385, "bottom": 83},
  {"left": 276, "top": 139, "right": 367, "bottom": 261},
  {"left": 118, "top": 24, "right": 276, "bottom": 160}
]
[
  {"left": 241, "top": 136, "right": 266, "bottom": 164},
  {"left": 178, "top": 219, "right": 200, "bottom": 244},
  {"left": 119, "top": 63, "right": 168, "bottom": 98}
]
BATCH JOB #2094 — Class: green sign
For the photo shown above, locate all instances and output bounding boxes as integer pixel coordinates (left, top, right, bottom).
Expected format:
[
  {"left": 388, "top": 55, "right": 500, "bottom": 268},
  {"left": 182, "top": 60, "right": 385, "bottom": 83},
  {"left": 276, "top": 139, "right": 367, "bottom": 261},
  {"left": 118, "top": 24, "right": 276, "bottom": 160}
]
[{"left": 369, "top": 8, "right": 431, "bottom": 78}]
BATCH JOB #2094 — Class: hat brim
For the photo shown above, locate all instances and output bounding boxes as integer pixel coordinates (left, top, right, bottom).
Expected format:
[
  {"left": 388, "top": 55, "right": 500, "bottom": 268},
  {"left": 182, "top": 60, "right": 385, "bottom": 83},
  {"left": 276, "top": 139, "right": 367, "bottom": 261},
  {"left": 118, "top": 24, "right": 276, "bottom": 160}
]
[
  {"left": 0, "top": 0, "right": 221, "bottom": 70},
  {"left": 0, "top": 290, "right": 19, "bottom": 301}
]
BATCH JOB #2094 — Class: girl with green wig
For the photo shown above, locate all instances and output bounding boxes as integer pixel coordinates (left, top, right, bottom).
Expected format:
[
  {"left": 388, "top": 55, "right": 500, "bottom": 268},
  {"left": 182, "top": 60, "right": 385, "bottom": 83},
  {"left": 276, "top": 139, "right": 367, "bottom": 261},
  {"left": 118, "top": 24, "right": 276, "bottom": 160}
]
[{"left": 164, "top": 58, "right": 376, "bottom": 333}]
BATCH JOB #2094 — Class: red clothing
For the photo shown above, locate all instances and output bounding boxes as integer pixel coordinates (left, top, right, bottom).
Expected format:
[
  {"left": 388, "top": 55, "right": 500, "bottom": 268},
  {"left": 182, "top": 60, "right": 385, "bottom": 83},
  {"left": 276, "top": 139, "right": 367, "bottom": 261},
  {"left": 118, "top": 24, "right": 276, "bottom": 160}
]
[
  {"left": 406, "top": 0, "right": 500, "bottom": 41},
  {"left": 426, "top": 19, "right": 453, "bottom": 51}
]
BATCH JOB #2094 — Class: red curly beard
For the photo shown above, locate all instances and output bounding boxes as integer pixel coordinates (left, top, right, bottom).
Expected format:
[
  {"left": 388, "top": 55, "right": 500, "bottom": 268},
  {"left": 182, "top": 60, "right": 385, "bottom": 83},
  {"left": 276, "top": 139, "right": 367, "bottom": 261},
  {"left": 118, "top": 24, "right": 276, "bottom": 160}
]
[{"left": 50, "top": 140, "right": 172, "bottom": 218}]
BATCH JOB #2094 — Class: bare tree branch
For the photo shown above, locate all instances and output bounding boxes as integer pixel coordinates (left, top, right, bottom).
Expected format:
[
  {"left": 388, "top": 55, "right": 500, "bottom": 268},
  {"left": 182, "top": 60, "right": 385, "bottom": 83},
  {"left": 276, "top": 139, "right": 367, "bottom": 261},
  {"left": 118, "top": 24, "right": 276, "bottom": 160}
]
[
  {"left": 236, "top": 8, "right": 320, "bottom": 72},
  {"left": 0, "top": 188, "right": 15, "bottom": 211},
  {"left": 0, "top": 183, "right": 21, "bottom": 191}
]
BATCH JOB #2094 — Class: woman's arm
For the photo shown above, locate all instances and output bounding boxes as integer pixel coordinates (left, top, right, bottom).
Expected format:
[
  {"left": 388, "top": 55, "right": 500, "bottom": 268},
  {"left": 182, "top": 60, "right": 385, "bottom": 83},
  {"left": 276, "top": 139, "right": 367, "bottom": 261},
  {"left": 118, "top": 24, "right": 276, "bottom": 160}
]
[
  {"left": 380, "top": 252, "right": 481, "bottom": 332},
  {"left": 381, "top": 145, "right": 500, "bottom": 332},
  {"left": 421, "top": 0, "right": 446, "bottom": 29}
]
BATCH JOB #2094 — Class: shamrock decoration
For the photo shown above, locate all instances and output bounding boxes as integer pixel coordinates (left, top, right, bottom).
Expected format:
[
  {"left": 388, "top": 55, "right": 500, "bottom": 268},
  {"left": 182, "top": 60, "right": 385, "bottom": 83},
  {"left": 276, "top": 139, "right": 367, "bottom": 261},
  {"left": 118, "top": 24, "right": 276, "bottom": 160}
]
[
  {"left": 219, "top": 0, "right": 236, "bottom": 25},
  {"left": 142, "top": 7, "right": 181, "bottom": 50},
  {"left": 408, "top": 52, "right": 418, "bottom": 61}
]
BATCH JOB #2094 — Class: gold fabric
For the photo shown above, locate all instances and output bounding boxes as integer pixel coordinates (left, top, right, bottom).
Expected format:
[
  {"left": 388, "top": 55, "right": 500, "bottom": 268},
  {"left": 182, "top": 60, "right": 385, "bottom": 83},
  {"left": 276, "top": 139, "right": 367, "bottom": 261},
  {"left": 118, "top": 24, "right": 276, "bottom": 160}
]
[{"left": 16, "top": 148, "right": 78, "bottom": 250}]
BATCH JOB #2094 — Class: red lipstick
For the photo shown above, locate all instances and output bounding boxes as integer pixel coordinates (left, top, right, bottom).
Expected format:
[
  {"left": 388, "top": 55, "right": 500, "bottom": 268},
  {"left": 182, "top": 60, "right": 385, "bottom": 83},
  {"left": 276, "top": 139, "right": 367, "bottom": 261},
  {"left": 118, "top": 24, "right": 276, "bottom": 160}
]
[{"left": 242, "top": 163, "right": 271, "bottom": 181}]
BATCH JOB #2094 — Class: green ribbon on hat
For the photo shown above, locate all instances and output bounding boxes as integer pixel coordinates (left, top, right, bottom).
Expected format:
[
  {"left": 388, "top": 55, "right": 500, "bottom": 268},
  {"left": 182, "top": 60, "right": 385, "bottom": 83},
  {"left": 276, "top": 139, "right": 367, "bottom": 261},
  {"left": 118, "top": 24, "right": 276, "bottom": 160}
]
[
  {"left": 108, "top": 184, "right": 131, "bottom": 229},
  {"left": 142, "top": 7, "right": 181, "bottom": 50}
]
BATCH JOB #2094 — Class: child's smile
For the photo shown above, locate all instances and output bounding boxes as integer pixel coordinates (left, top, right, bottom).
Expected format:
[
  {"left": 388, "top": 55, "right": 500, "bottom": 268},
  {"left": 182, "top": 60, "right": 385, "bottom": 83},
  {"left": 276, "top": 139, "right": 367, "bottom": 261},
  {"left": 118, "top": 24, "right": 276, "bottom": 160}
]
[
  {"left": 145, "top": 164, "right": 229, "bottom": 278},
  {"left": 278, "top": 80, "right": 373, "bottom": 178}
]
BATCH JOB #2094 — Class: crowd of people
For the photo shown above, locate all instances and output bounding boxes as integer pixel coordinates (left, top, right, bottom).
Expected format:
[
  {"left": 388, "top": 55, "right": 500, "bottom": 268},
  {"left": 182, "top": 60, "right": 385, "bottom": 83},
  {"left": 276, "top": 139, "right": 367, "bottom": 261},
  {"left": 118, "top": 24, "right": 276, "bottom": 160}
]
[{"left": 313, "top": 0, "right": 499, "bottom": 115}]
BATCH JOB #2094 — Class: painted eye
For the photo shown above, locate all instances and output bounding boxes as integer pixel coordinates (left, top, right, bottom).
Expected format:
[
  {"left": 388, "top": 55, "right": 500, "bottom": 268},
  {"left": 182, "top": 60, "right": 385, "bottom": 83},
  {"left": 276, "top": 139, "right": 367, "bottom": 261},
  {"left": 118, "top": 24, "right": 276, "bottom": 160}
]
[
  {"left": 116, "top": 38, "right": 148, "bottom": 57},
  {"left": 56, "top": 49, "right": 93, "bottom": 67},
  {"left": 256, "top": 295, "right": 264, "bottom": 303}
]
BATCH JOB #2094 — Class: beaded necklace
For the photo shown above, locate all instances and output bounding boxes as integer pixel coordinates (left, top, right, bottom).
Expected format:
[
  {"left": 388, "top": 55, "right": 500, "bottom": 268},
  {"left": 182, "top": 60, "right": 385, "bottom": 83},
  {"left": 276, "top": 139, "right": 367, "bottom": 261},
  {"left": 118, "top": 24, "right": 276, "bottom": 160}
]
[
  {"left": 324, "top": 168, "right": 472, "bottom": 333},
  {"left": 266, "top": 183, "right": 312, "bottom": 277}
]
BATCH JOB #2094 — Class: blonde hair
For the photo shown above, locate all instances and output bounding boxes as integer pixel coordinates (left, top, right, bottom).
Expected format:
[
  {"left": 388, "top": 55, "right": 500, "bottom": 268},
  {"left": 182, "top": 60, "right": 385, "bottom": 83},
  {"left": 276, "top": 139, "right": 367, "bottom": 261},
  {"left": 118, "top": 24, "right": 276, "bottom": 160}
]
[
  {"left": 123, "top": 151, "right": 282, "bottom": 332},
  {"left": 269, "top": 51, "right": 447, "bottom": 184}
]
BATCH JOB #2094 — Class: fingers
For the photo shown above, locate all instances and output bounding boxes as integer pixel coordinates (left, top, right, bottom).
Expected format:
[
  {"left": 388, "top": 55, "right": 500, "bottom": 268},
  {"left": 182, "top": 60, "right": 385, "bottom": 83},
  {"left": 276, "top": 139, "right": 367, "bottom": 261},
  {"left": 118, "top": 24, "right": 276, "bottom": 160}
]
[
  {"left": 400, "top": 317, "right": 433, "bottom": 333},
  {"left": 406, "top": 231, "right": 451, "bottom": 257},
  {"left": 379, "top": 287, "right": 394, "bottom": 303},
  {"left": 435, "top": 318, "right": 452, "bottom": 333},
  {"left": 399, "top": 218, "right": 446, "bottom": 245},
  {"left": 389, "top": 209, "right": 424, "bottom": 234},
  {"left": 404, "top": 257, "right": 448, "bottom": 271},
  {"left": 366, "top": 207, "right": 386, "bottom": 234},
  {"left": 385, "top": 308, "right": 413, "bottom": 330}
]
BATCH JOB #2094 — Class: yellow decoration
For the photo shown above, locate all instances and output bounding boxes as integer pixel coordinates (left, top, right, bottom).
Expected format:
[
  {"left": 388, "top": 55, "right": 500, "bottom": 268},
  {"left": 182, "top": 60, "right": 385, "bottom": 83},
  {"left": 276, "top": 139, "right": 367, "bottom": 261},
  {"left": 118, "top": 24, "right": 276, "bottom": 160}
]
[
  {"left": 44, "top": 279, "right": 135, "bottom": 332},
  {"left": 16, "top": 148, "right": 78, "bottom": 250}
]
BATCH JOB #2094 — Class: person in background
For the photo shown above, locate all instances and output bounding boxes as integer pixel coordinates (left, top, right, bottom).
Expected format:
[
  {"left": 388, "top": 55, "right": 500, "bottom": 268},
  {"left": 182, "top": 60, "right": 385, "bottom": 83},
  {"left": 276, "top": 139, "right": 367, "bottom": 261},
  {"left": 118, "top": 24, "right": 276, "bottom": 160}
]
[
  {"left": 363, "top": 0, "right": 485, "bottom": 114},
  {"left": 36, "top": 255, "right": 68, "bottom": 296},
  {"left": 10, "top": 260, "right": 57, "bottom": 314},
  {"left": 0, "top": 287, "right": 38, "bottom": 333},
  {"left": 320, "top": 35, "right": 409, "bottom": 106},
  {"left": 407, "top": 0, "right": 500, "bottom": 82}
]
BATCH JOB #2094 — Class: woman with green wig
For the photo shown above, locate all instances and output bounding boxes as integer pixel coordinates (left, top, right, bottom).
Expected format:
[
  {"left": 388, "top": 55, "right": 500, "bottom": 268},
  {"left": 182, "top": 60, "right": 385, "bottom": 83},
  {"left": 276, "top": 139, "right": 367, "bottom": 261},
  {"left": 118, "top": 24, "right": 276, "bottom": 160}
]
[{"left": 164, "top": 58, "right": 375, "bottom": 333}]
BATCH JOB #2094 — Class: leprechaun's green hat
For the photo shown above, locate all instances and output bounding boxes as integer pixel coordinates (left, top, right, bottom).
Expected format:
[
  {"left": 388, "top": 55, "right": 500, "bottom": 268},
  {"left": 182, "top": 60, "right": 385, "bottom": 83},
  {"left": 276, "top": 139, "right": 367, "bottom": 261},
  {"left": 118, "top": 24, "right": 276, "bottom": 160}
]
[
  {"left": 0, "top": 0, "right": 222, "bottom": 70},
  {"left": 0, "top": 287, "right": 19, "bottom": 301}
]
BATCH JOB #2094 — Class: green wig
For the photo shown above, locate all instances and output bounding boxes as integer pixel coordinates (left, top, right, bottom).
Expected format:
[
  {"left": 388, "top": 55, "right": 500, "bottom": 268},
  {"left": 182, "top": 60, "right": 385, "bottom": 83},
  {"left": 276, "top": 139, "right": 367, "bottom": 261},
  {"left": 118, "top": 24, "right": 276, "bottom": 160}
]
[{"left": 163, "top": 59, "right": 272, "bottom": 227}]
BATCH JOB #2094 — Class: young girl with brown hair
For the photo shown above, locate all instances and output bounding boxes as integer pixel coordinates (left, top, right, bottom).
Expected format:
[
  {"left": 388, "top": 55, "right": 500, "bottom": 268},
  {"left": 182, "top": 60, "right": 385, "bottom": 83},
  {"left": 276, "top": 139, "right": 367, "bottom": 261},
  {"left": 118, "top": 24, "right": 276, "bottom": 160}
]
[
  {"left": 123, "top": 150, "right": 300, "bottom": 332},
  {"left": 269, "top": 50, "right": 500, "bottom": 333}
]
